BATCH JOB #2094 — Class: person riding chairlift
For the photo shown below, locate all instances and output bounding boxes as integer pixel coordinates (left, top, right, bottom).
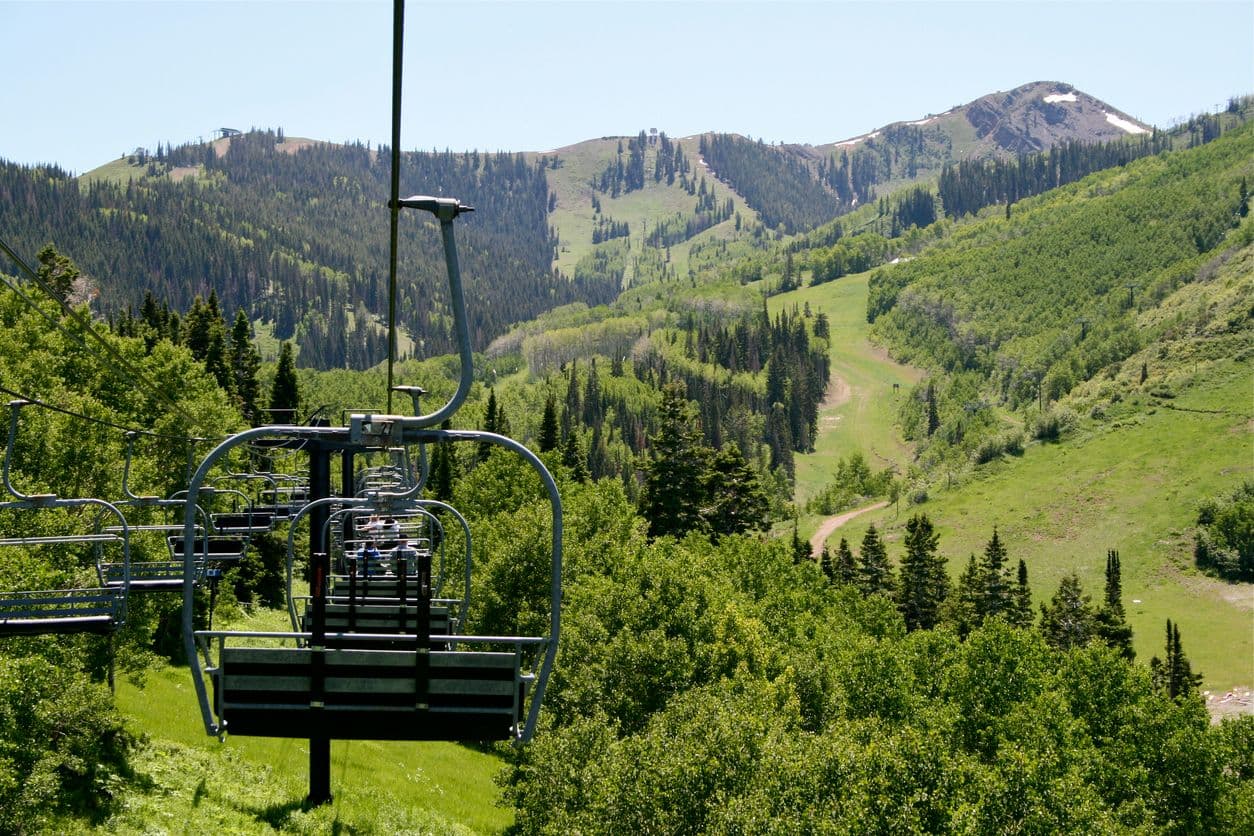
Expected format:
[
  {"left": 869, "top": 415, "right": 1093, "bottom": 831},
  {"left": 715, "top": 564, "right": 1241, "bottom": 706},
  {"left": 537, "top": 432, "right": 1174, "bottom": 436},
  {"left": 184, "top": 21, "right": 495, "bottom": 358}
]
[{"left": 356, "top": 540, "right": 383, "bottom": 577}]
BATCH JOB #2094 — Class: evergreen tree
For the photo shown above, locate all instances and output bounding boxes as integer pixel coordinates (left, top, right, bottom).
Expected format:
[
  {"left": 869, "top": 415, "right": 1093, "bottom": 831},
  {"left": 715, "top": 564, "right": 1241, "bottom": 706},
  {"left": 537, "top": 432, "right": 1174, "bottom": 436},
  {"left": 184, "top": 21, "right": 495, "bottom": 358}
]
[
  {"left": 561, "top": 429, "right": 588, "bottom": 483},
  {"left": 945, "top": 553, "right": 983, "bottom": 637},
  {"left": 820, "top": 545, "right": 835, "bottom": 583},
  {"left": 229, "top": 310, "right": 262, "bottom": 425},
  {"left": 428, "top": 420, "right": 456, "bottom": 502},
  {"left": 834, "top": 537, "right": 858, "bottom": 586},
  {"left": 1010, "top": 558, "right": 1034, "bottom": 628},
  {"left": 703, "top": 444, "right": 769, "bottom": 538},
  {"left": 538, "top": 394, "right": 559, "bottom": 453},
  {"left": 479, "top": 388, "right": 499, "bottom": 462},
  {"left": 856, "top": 524, "right": 894, "bottom": 598},
  {"left": 34, "top": 244, "right": 79, "bottom": 303},
  {"left": 925, "top": 381, "right": 940, "bottom": 437},
  {"left": 978, "top": 527, "right": 1014, "bottom": 621},
  {"left": 1150, "top": 619, "right": 1202, "bottom": 700},
  {"left": 268, "top": 341, "right": 300, "bottom": 423},
  {"left": 1039, "top": 573, "right": 1098, "bottom": 650},
  {"left": 896, "top": 513, "right": 949, "bottom": 631},
  {"left": 641, "top": 383, "right": 711, "bottom": 538},
  {"left": 1096, "top": 549, "right": 1135, "bottom": 658},
  {"left": 790, "top": 521, "right": 810, "bottom": 564}
]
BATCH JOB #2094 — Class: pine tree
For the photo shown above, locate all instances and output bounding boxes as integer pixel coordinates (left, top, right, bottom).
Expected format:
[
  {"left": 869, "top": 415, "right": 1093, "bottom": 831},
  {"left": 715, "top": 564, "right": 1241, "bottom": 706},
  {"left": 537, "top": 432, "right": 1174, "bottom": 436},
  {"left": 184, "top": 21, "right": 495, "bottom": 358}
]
[
  {"left": 428, "top": 420, "right": 456, "bottom": 502},
  {"left": 537, "top": 394, "right": 559, "bottom": 453},
  {"left": 268, "top": 341, "right": 300, "bottom": 423},
  {"left": 790, "top": 521, "right": 810, "bottom": 564},
  {"left": 1096, "top": 549, "right": 1135, "bottom": 658},
  {"left": 478, "top": 388, "right": 499, "bottom": 462},
  {"left": 1150, "top": 619, "right": 1202, "bottom": 700},
  {"left": 229, "top": 310, "right": 262, "bottom": 425},
  {"left": 704, "top": 444, "right": 769, "bottom": 537},
  {"left": 834, "top": 537, "right": 858, "bottom": 586},
  {"left": 641, "top": 383, "right": 711, "bottom": 538},
  {"left": 1039, "top": 573, "right": 1098, "bottom": 650},
  {"left": 1010, "top": 558, "right": 1034, "bottom": 628},
  {"left": 925, "top": 381, "right": 940, "bottom": 437},
  {"left": 561, "top": 429, "right": 588, "bottom": 483},
  {"left": 820, "top": 545, "right": 835, "bottom": 583},
  {"left": 978, "top": 527, "right": 1014, "bottom": 621},
  {"left": 896, "top": 513, "right": 949, "bottom": 631},
  {"left": 34, "top": 244, "right": 80, "bottom": 302},
  {"left": 856, "top": 524, "right": 894, "bottom": 598},
  {"left": 945, "top": 553, "right": 982, "bottom": 637}
]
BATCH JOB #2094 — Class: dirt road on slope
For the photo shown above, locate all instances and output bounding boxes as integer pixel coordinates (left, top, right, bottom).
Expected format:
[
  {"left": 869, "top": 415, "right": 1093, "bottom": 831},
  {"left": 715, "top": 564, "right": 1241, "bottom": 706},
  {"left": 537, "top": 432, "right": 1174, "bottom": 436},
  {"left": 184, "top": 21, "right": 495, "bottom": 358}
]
[{"left": 809, "top": 500, "right": 890, "bottom": 558}]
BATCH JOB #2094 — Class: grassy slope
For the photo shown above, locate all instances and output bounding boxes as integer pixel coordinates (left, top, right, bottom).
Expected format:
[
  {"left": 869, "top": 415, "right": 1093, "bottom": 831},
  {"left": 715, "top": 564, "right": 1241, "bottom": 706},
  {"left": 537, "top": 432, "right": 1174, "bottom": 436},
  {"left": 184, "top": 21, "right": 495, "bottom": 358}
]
[
  {"left": 793, "top": 242, "right": 1253, "bottom": 689},
  {"left": 544, "top": 135, "right": 756, "bottom": 283},
  {"left": 111, "top": 607, "right": 512, "bottom": 833},
  {"left": 770, "top": 270, "right": 922, "bottom": 506}
]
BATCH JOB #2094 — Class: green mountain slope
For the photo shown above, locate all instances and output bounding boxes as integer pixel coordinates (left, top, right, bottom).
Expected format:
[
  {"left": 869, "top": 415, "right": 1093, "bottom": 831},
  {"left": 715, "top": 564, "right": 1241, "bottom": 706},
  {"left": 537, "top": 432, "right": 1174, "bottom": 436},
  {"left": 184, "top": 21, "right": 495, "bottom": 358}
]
[{"left": 793, "top": 126, "right": 1253, "bottom": 688}]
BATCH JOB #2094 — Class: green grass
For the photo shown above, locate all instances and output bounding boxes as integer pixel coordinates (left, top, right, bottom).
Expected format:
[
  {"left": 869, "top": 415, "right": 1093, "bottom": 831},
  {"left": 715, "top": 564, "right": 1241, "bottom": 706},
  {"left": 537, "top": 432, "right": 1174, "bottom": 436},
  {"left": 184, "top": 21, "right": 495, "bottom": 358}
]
[
  {"left": 771, "top": 270, "right": 923, "bottom": 506},
  {"left": 833, "top": 359, "right": 1253, "bottom": 690},
  {"left": 778, "top": 251, "right": 1252, "bottom": 691},
  {"left": 544, "top": 135, "right": 755, "bottom": 283},
  {"left": 112, "top": 608, "right": 513, "bottom": 833}
]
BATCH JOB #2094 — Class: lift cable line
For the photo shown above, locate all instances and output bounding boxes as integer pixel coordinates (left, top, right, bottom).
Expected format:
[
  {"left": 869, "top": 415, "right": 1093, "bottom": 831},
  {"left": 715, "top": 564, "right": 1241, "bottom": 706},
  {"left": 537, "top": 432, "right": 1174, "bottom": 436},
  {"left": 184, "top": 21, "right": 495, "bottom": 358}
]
[
  {"left": 0, "top": 236, "right": 213, "bottom": 436},
  {"left": 0, "top": 382, "right": 216, "bottom": 444}
]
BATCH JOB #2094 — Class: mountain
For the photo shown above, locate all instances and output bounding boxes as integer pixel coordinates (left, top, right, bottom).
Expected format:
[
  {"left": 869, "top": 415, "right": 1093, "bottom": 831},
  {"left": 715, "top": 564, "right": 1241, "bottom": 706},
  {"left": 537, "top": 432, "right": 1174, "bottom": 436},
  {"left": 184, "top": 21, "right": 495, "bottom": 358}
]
[{"left": 0, "top": 82, "right": 1206, "bottom": 372}]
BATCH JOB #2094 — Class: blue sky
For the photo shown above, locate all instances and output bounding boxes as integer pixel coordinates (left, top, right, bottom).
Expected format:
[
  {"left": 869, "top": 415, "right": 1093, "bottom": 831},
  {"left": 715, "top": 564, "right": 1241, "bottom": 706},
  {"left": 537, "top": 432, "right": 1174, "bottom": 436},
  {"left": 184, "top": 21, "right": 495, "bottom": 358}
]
[{"left": 3, "top": 0, "right": 1252, "bottom": 174}]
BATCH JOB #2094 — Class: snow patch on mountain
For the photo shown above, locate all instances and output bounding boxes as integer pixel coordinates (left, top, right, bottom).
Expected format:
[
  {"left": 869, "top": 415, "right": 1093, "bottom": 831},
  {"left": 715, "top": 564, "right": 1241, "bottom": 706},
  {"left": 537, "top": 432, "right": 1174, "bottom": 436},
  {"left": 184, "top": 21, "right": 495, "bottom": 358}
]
[{"left": 1104, "top": 111, "right": 1149, "bottom": 134}]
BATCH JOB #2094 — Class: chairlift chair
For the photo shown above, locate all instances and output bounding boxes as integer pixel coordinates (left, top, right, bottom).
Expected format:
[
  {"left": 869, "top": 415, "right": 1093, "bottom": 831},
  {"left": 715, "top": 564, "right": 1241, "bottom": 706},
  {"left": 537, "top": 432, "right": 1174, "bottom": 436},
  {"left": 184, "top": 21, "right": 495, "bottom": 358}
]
[{"left": 0, "top": 400, "right": 130, "bottom": 635}]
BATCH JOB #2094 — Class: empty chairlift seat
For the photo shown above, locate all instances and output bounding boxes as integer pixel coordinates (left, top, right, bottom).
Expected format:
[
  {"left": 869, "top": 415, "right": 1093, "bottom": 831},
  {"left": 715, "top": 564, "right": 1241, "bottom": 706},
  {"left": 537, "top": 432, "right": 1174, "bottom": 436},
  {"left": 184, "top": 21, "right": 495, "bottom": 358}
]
[
  {"left": 210, "top": 639, "right": 527, "bottom": 740},
  {"left": 212, "top": 511, "right": 274, "bottom": 535},
  {"left": 0, "top": 586, "right": 124, "bottom": 635}
]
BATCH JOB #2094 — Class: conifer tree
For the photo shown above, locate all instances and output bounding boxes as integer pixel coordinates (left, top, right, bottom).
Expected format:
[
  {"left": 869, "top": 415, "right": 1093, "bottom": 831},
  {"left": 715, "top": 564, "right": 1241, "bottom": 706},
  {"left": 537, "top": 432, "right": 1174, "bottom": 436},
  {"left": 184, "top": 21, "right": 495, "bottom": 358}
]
[
  {"left": 478, "top": 388, "right": 499, "bottom": 462},
  {"left": 1096, "top": 549, "right": 1135, "bottom": 658},
  {"left": 978, "top": 527, "right": 1014, "bottom": 621},
  {"left": 925, "top": 381, "right": 940, "bottom": 437},
  {"left": 34, "top": 244, "right": 79, "bottom": 303},
  {"left": 538, "top": 394, "right": 559, "bottom": 453},
  {"left": 834, "top": 537, "right": 858, "bottom": 586},
  {"left": 1039, "top": 573, "right": 1098, "bottom": 650},
  {"left": 945, "top": 553, "right": 982, "bottom": 637},
  {"left": 641, "top": 383, "right": 710, "bottom": 538},
  {"left": 229, "top": 310, "right": 262, "bottom": 425},
  {"left": 896, "top": 513, "right": 949, "bottom": 631},
  {"left": 268, "top": 341, "right": 300, "bottom": 423},
  {"left": 561, "top": 429, "right": 588, "bottom": 483},
  {"left": 820, "top": 545, "right": 835, "bottom": 583},
  {"left": 856, "top": 524, "right": 894, "bottom": 598},
  {"left": 428, "top": 420, "right": 456, "bottom": 502},
  {"left": 1150, "top": 619, "right": 1202, "bottom": 700},
  {"left": 790, "top": 521, "right": 811, "bottom": 564},
  {"left": 1010, "top": 558, "right": 1034, "bottom": 628},
  {"left": 703, "top": 444, "right": 768, "bottom": 537}
]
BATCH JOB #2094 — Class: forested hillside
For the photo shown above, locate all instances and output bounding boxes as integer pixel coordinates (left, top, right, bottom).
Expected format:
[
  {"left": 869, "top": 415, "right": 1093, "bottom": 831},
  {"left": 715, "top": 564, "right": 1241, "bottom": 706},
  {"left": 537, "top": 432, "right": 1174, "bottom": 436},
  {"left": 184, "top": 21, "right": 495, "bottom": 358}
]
[
  {"left": 868, "top": 119, "right": 1254, "bottom": 471},
  {"left": 0, "top": 131, "right": 619, "bottom": 369}
]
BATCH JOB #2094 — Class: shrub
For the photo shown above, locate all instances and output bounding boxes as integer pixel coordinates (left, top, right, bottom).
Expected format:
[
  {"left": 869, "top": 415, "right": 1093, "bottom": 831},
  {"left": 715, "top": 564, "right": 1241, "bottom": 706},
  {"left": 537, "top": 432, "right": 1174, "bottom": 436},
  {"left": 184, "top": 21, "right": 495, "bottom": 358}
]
[{"left": 0, "top": 654, "right": 135, "bottom": 832}]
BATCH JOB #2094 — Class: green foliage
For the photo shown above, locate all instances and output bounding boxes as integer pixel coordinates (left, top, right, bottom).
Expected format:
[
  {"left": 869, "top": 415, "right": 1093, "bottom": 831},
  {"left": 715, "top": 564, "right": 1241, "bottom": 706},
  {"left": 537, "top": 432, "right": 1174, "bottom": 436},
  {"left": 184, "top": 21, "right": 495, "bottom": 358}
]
[
  {"left": 856, "top": 523, "right": 894, "bottom": 598},
  {"left": 268, "top": 340, "right": 300, "bottom": 422},
  {"left": 806, "top": 451, "right": 895, "bottom": 515},
  {"left": 896, "top": 513, "right": 949, "bottom": 631},
  {"left": 2, "top": 134, "right": 615, "bottom": 370},
  {"left": 1194, "top": 480, "right": 1254, "bottom": 581},
  {"left": 0, "top": 654, "right": 135, "bottom": 832},
  {"left": 869, "top": 124, "right": 1254, "bottom": 479}
]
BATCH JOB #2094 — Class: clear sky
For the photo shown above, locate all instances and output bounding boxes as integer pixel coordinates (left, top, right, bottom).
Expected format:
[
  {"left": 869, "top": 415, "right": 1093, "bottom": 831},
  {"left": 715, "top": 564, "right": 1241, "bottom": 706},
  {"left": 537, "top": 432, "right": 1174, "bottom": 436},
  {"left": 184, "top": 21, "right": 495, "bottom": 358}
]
[{"left": 3, "top": 0, "right": 1252, "bottom": 174}]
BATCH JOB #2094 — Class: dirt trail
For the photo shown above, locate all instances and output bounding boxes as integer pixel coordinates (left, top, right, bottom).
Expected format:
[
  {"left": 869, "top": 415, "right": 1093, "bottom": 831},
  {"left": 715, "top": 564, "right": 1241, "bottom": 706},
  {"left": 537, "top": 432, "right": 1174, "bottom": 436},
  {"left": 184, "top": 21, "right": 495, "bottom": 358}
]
[{"left": 809, "top": 500, "right": 889, "bottom": 557}]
